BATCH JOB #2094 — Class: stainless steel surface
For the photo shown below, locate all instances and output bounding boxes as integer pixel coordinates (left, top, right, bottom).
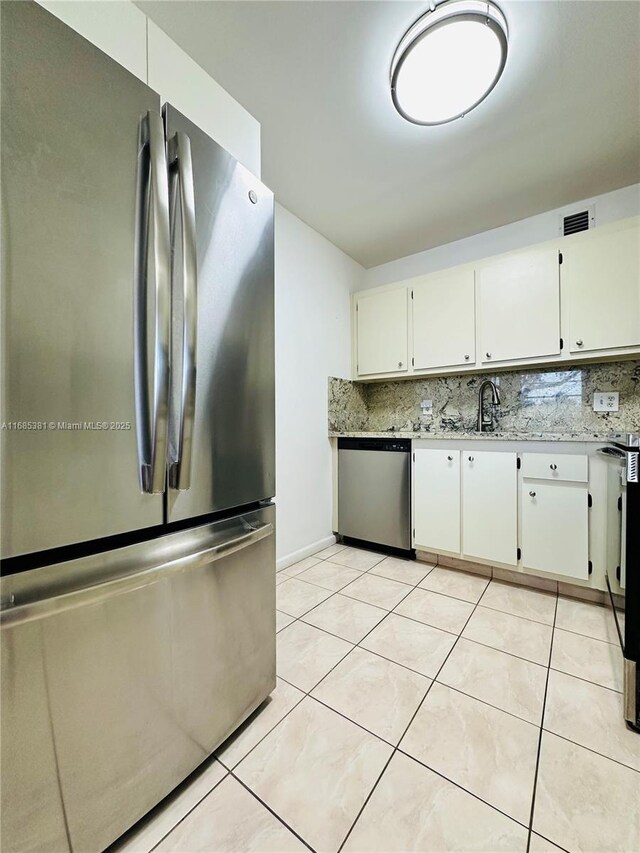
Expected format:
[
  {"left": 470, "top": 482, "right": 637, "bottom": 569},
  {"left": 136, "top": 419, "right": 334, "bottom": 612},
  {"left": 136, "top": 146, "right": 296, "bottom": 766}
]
[
  {"left": 0, "top": 504, "right": 276, "bottom": 852},
  {"left": 624, "top": 658, "right": 637, "bottom": 727},
  {"left": 609, "top": 432, "right": 640, "bottom": 448},
  {"left": 2, "top": 522, "right": 273, "bottom": 627},
  {"left": 338, "top": 448, "right": 411, "bottom": 550},
  {"left": 1, "top": 620, "right": 71, "bottom": 853},
  {"left": 167, "top": 130, "right": 198, "bottom": 491},
  {"left": 164, "top": 105, "right": 275, "bottom": 521},
  {"left": 477, "top": 379, "right": 501, "bottom": 432},
  {"left": 134, "top": 110, "right": 172, "bottom": 495},
  {"left": 597, "top": 446, "right": 627, "bottom": 460},
  {"left": 1, "top": 1, "right": 163, "bottom": 557}
]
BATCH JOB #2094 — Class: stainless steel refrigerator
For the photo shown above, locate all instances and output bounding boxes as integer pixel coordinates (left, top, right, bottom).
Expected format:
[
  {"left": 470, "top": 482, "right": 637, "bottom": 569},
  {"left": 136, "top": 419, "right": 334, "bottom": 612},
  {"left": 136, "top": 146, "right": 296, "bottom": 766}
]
[{"left": 0, "top": 3, "right": 276, "bottom": 851}]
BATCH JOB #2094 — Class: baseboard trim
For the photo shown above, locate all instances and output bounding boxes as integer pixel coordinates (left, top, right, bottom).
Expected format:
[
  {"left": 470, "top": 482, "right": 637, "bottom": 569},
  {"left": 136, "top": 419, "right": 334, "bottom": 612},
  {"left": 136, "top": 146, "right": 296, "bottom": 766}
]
[
  {"left": 276, "top": 535, "right": 337, "bottom": 572},
  {"left": 416, "top": 550, "right": 612, "bottom": 602}
]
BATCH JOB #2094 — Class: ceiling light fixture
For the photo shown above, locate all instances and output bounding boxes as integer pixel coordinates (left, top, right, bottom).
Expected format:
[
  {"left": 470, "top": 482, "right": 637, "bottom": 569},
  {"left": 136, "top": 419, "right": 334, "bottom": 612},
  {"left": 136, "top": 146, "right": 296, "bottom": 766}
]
[{"left": 390, "top": 0, "right": 508, "bottom": 125}]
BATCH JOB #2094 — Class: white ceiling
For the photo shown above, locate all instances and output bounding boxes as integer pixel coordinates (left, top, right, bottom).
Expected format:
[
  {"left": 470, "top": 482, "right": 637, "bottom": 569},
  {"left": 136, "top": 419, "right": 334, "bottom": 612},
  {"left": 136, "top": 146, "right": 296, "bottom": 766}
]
[{"left": 137, "top": 0, "right": 640, "bottom": 268}]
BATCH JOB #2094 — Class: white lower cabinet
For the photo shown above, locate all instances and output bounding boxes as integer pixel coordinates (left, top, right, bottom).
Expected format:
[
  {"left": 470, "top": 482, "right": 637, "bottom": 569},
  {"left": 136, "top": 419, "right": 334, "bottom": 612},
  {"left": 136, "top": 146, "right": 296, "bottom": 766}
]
[
  {"left": 414, "top": 450, "right": 460, "bottom": 554},
  {"left": 462, "top": 451, "right": 518, "bottom": 566},
  {"left": 521, "top": 481, "right": 589, "bottom": 580}
]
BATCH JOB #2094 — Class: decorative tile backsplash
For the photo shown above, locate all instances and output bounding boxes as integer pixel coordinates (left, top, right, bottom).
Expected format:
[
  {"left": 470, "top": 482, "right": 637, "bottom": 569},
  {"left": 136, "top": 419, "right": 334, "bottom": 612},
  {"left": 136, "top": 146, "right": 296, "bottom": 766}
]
[{"left": 329, "top": 361, "right": 640, "bottom": 436}]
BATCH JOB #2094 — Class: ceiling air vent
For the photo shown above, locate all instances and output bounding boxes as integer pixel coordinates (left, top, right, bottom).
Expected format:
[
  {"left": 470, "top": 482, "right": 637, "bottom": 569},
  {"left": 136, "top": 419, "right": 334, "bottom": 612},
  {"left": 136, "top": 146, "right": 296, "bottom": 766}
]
[{"left": 559, "top": 206, "right": 595, "bottom": 236}]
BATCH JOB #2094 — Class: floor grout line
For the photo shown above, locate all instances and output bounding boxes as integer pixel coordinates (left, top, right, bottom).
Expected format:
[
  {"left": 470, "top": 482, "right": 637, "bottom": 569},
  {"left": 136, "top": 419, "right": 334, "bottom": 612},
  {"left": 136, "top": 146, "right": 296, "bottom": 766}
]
[
  {"left": 539, "top": 727, "right": 640, "bottom": 775},
  {"left": 547, "top": 664, "right": 624, "bottom": 695},
  {"left": 526, "top": 591, "right": 559, "bottom": 852},
  {"left": 229, "top": 772, "right": 316, "bottom": 852},
  {"left": 337, "top": 564, "right": 518, "bottom": 852},
  {"left": 551, "top": 623, "right": 621, "bottom": 646},
  {"left": 393, "top": 747, "right": 533, "bottom": 833},
  {"left": 146, "top": 547, "right": 623, "bottom": 853},
  {"left": 433, "top": 679, "right": 543, "bottom": 728},
  {"left": 141, "top": 762, "right": 229, "bottom": 852}
]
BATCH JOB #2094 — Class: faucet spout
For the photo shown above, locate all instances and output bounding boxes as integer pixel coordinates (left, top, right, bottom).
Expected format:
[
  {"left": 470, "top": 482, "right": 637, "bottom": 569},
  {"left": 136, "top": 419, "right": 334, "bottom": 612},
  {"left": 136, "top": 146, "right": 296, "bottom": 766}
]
[{"left": 477, "top": 380, "right": 501, "bottom": 432}]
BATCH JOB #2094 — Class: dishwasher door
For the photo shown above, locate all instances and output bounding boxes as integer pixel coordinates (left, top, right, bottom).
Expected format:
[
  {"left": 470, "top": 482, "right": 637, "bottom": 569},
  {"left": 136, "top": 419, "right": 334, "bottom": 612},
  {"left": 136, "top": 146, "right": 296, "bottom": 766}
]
[{"left": 338, "top": 442, "right": 411, "bottom": 550}]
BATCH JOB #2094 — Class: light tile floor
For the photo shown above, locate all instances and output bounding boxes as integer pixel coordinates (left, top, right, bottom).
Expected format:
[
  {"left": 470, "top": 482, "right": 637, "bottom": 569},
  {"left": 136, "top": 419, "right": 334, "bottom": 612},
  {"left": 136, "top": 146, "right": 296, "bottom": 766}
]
[{"left": 114, "top": 545, "right": 638, "bottom": 853}]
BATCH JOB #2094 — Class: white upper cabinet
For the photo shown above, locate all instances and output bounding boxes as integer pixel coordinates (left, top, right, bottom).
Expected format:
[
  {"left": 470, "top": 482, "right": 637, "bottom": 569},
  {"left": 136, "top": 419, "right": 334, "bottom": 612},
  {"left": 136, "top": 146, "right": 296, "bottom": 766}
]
[
  {"left": 356, "top": 288, "right": 408, "bottom": 377},
  {"left": 37, "top": 0, "right": 147, "bottom": 82},
  {"left": 462, "top": 451, "right": 518, "bottom": 566},
  {"left": 412, "top": 268, "right": 476, "bottom": 370},
  {"left": 561, "top": 219, "right": 640, "bottom": 354},
  {"left": 477, "top": 247, "right": 561, "bottom": 364}
]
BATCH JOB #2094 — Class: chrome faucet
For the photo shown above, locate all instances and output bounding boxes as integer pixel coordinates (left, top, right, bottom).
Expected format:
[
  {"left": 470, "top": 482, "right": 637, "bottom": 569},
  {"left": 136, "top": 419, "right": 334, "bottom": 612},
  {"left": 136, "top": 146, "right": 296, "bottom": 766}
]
[{"left": 477, "top": 380, "right": 501, "bottom": 432}]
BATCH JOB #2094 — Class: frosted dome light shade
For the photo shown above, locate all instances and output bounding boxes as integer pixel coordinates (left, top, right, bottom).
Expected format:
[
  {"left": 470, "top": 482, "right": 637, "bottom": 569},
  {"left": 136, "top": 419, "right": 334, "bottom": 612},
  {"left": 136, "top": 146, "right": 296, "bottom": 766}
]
[{"left": 391, "top": 1, "right": 508, "bottom": 125}]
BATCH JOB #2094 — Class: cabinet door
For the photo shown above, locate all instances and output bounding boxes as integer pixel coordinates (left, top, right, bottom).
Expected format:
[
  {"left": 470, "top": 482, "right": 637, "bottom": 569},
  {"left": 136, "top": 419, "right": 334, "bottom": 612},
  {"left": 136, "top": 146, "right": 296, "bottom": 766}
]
[
  {"left": 356, "top": 288, "right": 408, "bottom": 376},
  {"left": 478, "top": 248, "right": 560, "bottom": 363},
  {"left": 562, "top": 222, "right": 640, "bottom": 354},
  {"left": 522, "top": 481, "right": 589, "bottom": 579},
  {"left": 413, "top": 269, "right": 475, "bottom": 369},
  {"left": 462, "top": 451, "right": 517, "bottom": 565},
  {"left": 414, "top": 450, "right": 460, "bottom": 553}
]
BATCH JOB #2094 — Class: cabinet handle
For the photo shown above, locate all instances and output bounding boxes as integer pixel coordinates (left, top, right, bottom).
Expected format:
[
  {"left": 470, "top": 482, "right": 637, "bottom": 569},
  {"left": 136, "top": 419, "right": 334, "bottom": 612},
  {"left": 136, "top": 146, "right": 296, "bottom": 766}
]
[
  {"left": 398, "top": 361, "right": 403, "bottom": 368},
  {"left": 464, "top": 354, "right": 470, "bottom": 361},
  {"left": 468, "top": 456, "right": 474, "bottom": 462},
  {"left": 576, "top": 339, "right": 583, "bottom": 347},
  {"left": 529, "top": 490, "right": 536, "bottom": 497},
  {"left": 485, "top": 352, "right": 492, "bottom": 359},
  {"left": 447, "top": 455, "right": 453, "bottom": 461},
  {"left": 550, "top": 464, "right": 557, "bottom": 471}
]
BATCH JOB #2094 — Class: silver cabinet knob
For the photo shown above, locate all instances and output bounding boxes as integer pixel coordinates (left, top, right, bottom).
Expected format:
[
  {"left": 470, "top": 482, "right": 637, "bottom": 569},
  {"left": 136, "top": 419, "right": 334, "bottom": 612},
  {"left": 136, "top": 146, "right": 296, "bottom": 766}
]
[
  {"left": 464, "top": 354, "right": 470, "bottom": 361},
  {"left": 576, "top": 339, "right": 583, "bottom": 347},
  {"left": 550, "top": 464, "right": 557, "bottom": 471},
  {"left": 447, "top": 455, "right": 453, "bottom": 461},
  {"left": 529, "top": 490, "right": 536, "bottom": 497},
  {"left": 486, "top": 352, "right": 492, "bottom": 359},
  {"left": 398, "top": 361, "right": 403, "bottom": 368},
  {"left": 468, "top": 456, "right": 474, "bottom": 462}
]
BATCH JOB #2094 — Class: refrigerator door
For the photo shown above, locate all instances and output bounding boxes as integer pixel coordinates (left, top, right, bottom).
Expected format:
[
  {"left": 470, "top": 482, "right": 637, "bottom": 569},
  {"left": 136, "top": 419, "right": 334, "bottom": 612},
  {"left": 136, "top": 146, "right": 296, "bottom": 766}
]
[
  {"left": 0, "top": 504, "right": 276, "bottom": 852},
  {"left": 1, "top": 2, "right": 166, "bottom": 559},
  {"left": 164, "top": 105, "right": 275, "bottom": 521}
]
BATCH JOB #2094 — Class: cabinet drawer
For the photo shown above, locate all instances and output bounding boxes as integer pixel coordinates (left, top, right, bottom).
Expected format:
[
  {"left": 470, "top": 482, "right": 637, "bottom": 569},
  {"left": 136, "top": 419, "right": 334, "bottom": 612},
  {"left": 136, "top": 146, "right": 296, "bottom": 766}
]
[{"left": 521, "top": 453, "right": 588, "bottom": 483}]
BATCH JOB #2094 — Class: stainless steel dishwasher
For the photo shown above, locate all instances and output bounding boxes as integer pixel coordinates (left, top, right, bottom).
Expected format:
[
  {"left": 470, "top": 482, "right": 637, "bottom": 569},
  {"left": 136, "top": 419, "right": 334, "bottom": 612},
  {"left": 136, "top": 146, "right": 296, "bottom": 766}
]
[{"left": 338, "top": 437, "right": 412, "bottom": 554}]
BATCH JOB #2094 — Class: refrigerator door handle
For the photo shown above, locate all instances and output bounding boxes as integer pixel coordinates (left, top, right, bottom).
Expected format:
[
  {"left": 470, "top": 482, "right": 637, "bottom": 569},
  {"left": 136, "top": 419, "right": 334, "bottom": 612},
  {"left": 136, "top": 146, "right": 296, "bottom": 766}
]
[
  {"left": 134, "top": 111, "right": 171, "bottom": 494},
  {"left": 1, "top": 520, "right": 273, "bottom": 627},
  {"left": 168, "top": 131, "right": 198, "bottom": 491}
]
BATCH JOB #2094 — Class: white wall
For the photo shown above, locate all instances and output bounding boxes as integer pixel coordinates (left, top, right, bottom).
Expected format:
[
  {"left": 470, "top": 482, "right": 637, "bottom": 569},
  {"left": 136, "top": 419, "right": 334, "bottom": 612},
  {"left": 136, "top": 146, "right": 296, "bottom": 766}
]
[
  {"left": 36, "top": 0, "right": 260, "bottom": 175},
  {"left": 275, "top": 204, "right": 364, "bottom": 567},
  {"left": 365, "top": 183, "right": 640, "bottom": 288}
]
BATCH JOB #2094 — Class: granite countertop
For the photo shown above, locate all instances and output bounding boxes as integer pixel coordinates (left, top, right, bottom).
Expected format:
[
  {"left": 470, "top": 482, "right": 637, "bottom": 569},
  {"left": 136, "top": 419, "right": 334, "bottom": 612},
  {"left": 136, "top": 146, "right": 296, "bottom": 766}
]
[{"left": 329, "top": 430, "right": 612, "bottom": 443}]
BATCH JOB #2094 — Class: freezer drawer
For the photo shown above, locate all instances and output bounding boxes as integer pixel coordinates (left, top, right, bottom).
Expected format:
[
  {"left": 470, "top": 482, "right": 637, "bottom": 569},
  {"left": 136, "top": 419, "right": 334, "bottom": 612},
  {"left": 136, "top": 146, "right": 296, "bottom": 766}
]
[{"left": 0, "top": 505, "right": 276, "bottom": 853}]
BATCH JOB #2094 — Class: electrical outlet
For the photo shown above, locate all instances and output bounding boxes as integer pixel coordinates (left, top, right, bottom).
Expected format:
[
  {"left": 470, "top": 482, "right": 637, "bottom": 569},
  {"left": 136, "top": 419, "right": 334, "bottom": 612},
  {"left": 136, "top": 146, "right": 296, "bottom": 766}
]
[
  {"left": 593, "top": 391, "right": 619, "bottom": 412},
  {"left": 420, "top": 399, "right": 433, "bottom": 416}
]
